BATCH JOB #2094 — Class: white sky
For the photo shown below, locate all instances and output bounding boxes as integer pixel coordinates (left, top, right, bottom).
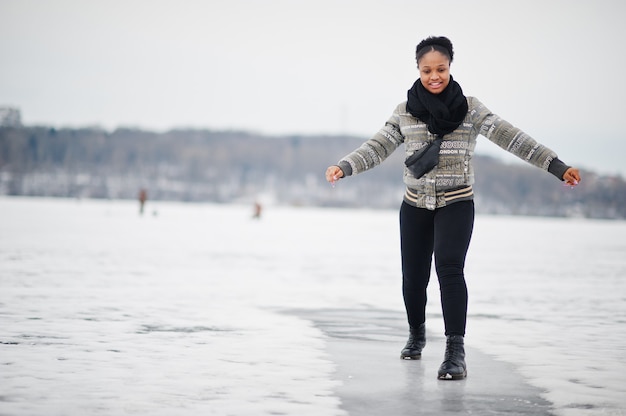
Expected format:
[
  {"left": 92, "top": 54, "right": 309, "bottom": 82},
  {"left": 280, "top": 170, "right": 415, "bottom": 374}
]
[{"left": 1, "top": 0, "right": 625, "bottom": 176}]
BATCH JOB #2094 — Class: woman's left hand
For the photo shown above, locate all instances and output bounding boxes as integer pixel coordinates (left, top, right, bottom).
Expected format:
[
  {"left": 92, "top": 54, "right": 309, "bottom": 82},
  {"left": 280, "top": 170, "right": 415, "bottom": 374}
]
[{"left": 563, "top": 167, "right": 581, "bottom": 186}]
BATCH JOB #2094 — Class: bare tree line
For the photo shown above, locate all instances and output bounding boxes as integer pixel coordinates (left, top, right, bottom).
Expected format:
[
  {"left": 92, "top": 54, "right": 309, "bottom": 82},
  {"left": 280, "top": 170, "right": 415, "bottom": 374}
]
[{"left": 1, "top": 126, "right": 624, "bottom": 219}]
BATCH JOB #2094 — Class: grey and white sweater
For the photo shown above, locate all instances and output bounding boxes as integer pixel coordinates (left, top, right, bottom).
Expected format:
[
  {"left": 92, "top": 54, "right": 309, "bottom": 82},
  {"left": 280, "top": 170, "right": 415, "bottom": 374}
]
[{"left": 337, "top": 96, "right": 570, "bottom": 210}]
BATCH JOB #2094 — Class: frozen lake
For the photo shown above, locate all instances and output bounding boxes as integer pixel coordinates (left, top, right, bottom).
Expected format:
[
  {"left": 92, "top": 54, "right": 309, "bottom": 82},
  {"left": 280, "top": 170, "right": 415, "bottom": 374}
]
[{"left": 1, "top": 197, "right": 625, "bottom": 415}]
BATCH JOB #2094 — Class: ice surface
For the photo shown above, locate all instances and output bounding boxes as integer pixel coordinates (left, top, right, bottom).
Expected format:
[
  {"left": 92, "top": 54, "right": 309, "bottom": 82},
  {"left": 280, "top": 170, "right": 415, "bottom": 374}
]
[{"left": 1, "top": 197, "right": 625, "bottom": 415}]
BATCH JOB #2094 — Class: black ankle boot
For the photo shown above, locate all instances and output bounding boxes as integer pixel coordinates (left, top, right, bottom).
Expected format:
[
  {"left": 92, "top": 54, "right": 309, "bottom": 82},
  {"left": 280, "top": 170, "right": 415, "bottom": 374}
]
[
  {"left": 400, "top": 323, "right": 426, "bottom": 359},
  {"left": 437, "top": 335, "right": 467, "bottom": 380}
]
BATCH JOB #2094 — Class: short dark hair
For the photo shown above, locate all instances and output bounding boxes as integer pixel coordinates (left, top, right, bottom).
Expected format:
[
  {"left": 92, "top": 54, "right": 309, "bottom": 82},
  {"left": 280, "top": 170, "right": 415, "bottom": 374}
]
[{"left": 415, "top": 36, "right": 454, "bottom": 66}]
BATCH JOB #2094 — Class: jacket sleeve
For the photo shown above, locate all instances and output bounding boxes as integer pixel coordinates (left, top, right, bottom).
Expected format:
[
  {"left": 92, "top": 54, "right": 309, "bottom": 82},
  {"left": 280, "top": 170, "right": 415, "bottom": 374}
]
[
  {"left": 337, "top": 104, "right": 405, "bottom": 176},
  {"left": 471, "top": 97, "right": 570, "bottom": 180}
]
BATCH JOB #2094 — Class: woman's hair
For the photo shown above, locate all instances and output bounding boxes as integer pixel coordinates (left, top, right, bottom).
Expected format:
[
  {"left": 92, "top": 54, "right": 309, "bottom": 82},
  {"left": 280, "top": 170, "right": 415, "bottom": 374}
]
[{"left": 415, "top": 36, "right": 454, "bottom": 66}]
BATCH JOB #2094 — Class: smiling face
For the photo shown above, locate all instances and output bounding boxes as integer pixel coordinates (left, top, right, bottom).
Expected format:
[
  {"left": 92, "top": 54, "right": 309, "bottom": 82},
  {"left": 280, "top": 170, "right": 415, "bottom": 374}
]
[{"left": 418, "top": 50, "right": 451, "bottom": 94}]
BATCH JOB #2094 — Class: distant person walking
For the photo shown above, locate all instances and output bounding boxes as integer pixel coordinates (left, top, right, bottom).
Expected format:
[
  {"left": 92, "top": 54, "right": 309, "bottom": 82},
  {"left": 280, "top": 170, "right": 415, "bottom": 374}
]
[
  {"left": 325, "top": 36, "right": 581, "bottom": 380},
  {"left": 252, "top": 201, "right": 263, "bottom": 219},
  {"left": 138, "top": 188, "right": 147, "bottom": 215}
]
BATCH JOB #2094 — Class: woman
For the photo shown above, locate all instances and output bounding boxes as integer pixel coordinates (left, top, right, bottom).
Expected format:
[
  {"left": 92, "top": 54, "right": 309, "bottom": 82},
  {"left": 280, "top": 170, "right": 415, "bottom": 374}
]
[{"left": 324, "top": 36, "right": 581, "bottom": 380}]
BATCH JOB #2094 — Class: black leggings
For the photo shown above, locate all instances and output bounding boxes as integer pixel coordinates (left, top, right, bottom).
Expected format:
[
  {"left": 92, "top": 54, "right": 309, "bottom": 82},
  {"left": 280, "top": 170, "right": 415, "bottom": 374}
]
[{"left": 399, "top": 200, "right": 474, "bottom": 336}]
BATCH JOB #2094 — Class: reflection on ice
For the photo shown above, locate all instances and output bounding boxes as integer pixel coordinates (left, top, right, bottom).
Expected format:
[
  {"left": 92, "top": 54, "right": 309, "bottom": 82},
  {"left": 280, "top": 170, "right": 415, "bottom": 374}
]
[{"left": 136, "top": 325, "right": 232, "bottom": 334}]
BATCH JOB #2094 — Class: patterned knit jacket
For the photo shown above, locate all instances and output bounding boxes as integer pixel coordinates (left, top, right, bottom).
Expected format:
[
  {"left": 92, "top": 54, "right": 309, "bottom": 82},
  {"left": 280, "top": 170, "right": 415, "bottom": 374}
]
[{"left": 337, "top": 96, "right": 570, "bottom": 210}]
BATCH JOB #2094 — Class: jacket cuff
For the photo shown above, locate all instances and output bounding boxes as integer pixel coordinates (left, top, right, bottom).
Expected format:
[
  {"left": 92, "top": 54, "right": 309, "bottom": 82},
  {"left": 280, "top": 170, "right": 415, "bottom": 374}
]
[
  {"left": 337, "top": 161, "right": 352, "bottom": 177},
  {"left": 548, "top": 158, "right": 570, "bottom": 181}
]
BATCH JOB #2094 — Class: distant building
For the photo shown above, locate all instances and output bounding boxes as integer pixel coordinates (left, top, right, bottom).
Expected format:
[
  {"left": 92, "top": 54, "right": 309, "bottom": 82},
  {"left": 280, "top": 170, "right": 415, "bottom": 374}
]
[{"left": 0, "top": 107, "right": 22, "bottom": 127}]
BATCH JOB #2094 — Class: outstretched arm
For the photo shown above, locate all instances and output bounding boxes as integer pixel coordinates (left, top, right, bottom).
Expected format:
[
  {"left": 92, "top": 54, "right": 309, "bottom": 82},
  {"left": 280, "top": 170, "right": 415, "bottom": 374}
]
[
  {"left": 327, "top": 104, "right": 405, "bottom": 180},
  {"left": 471, "top": 98, "right": 582, "bottom": 186}
]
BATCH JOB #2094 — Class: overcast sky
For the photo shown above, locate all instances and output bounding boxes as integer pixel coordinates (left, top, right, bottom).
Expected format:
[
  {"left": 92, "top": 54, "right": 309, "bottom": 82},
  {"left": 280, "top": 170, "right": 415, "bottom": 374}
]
[{"left": 1, "top": 0, "right": 625, "bottom": 176}]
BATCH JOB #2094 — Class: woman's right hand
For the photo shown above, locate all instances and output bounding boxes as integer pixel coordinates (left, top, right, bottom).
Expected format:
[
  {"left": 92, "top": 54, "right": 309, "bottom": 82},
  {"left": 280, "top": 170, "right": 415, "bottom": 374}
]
[{"left": 325, "top": 165, "right": 344, "bottom": 183}]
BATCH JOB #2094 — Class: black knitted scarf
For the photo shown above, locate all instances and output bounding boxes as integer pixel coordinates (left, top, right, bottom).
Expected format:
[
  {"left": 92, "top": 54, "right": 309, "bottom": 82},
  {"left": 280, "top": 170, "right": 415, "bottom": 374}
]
[{"left": 406, "top": 76, "right": 468, "bottom": 136}]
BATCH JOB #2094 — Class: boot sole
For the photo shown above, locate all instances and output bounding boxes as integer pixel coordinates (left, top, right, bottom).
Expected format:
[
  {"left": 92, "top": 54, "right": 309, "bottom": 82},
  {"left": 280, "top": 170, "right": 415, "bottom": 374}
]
[
  {"left": 400, "top": 354, "right": 422, "bottom": 360},
  {"left": 437, "top": 370, "right": 467, "bottom": 380}
]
